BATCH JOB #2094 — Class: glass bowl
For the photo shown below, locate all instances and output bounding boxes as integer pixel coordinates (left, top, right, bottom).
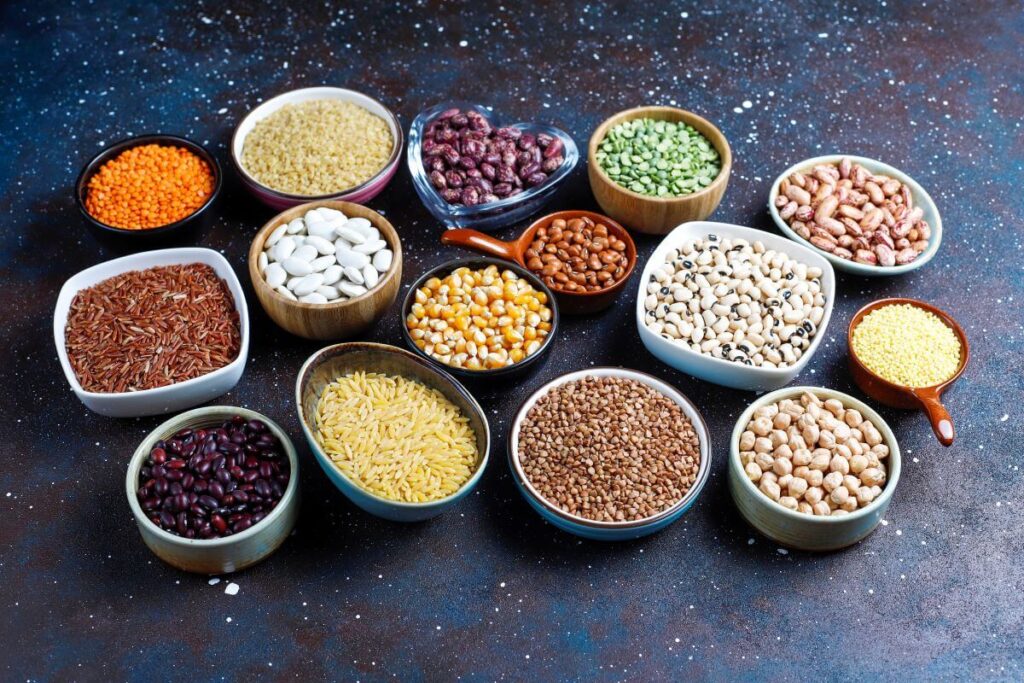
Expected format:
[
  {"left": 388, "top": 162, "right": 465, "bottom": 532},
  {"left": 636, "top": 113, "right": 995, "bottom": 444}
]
[{"left": 407, "top": 101, "right": 579, "bottom": 232}]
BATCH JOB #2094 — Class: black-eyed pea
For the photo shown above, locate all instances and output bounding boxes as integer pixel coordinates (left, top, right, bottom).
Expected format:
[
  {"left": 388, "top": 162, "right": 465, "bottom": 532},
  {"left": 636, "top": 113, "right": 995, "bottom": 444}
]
[
  {"left": 778, "top": 473, "right": 793, "bottom": 490},
  {"left": 812, "top": 501, "right": 831, "bottom": 516},
  {"left": 804, "top": 486, "right": 824, "bottom": 505},
  {"left": 860, "top": 467, "right": 885, "bottom": 487},
  {"left": 788, "top": 477, "right": 809, "bottom": 499},
  {"left": 809, "top": 450, "right": 831, "bottom": 471},
  {"left": 760, "top": 479, "right": 782, "bottom": 501},
  {"left": 844, "top": 409, "right": 864, "bottom": 428},
  {"left": 779, "top": 496, "right": 799, "bottom": 510},
  {"left": 793, "top": 448, "right": 813, "bottom": 467},
  {"left": 751, "top": 416, "right": 772, "bottom": 436},
  {"left": 806, "top": 469, "right": 824, "bottom": 487},
  {"left": 856, "top": 487, "right": 876, "bottom": 506},
  {"left": 773, "top": 412, "right": 792, "bottom": 430},
  {"left": 823, "top": 471, "right": 844, "bottom": 493},
  {"left": 739, "top": 430, "right": 756, "bottom": 451},
  {"left": 829, "top": 455, "right": 850, "bottom": 475},
  {"left": 824, "top": 398, "right": 845, "bottom": 417},
  {"left": 830, "top": 485, "right": 850, "bottom": 506},
  {"left": 754, "top": 437, "right": 773, "bottom": 454},
  {"left": 798, "top": 501, "right": 814, "bottom": 515},
  {"left": 773, "top": 457, "right": 794, "bottom": 476},
  {"left": 840, "top": 497, "right": 858, "bottom": 512},
  {"left": 745, "top": 462, "right": 763, "bottom": 482},
  {"left": 842, "top": 475, "right": 861, "bottom": 493}
]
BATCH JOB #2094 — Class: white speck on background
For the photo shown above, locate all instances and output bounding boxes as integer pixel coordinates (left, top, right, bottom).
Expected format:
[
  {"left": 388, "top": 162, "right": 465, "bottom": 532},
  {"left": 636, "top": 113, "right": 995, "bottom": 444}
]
[
  {"left": 225, "top": 616, "right": 232, "bottom": 623},
  {"left": 459, "top": 40, "right": 468, "bottom": 47},
  {"left": 208, "top": 578, "right": 220, "bottom": 585},
  {"left": 777, "top": 548, "right": 789, "bottom": 555},
  {"left": 1000, "top": 414, "right": 1009, "bottom": 421},
  {"left": 224, "top": 582, "right": 239, "bottom": 595}
]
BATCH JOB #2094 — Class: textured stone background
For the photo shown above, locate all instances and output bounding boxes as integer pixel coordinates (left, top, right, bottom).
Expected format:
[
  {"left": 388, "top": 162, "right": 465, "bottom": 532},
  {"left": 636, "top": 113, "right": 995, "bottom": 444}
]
[{"left": 1, "top": 1, "right": 1022, "bottom": 680}]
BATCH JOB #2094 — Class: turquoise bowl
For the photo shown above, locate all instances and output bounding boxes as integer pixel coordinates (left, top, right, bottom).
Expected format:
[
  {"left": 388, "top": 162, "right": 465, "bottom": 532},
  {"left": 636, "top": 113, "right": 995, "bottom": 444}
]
[
  {"left": 508, "top": 368, "right": 711, "bottom": 541},
  {"left": 295, "top": 342, "right": 490, "bottom": 522}
]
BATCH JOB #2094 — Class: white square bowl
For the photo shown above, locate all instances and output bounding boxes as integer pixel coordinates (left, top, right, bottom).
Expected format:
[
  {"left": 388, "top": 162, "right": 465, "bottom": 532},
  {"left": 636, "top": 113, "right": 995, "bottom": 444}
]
[
  {"left": 634, "top": 221, "right": 836, "bottom": 391},
  {"left": 53, "top": 248, "right": 250, "bottom": 417}
]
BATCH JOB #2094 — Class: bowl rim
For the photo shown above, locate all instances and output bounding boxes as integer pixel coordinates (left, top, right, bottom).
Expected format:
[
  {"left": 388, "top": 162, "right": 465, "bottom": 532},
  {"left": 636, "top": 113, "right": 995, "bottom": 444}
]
[
  {"left": 406, "top": 100, "right": 580, "bottom": 219},
  {"left": 634, "top": 220, "right": 836, "bottom": 379},
  {"left": 587, "top": 105, "right": 732, "bottom": 205},
  {"left": 729, "top": 385, "right": 902, "bottom": 524},
  {"left": 847, "top": 297, "right": 970, "bottom": 392},
  {"left": 507, "top": 367, "right": 712, "bottom": 529},
  {"left": 74, "top": 133, "right": 223, "bottom": 236},
  {"left": 53, "top": 247, "right": 250, "bottom": 400},
  {"left": 767, "top": 154, "right": 943, "bottom": 276},
  {"left": 516, "top": 210, "right": 638, "bottom": 299},
  {"left": 294, "top": 341, "right": 492, "bottom": 510},
  {"left": 125, "top": 405, "right": 300, "bottom": 548},
  {"left": 399, "top": 256, "right": 561, "bottom": 378},
  {"left": 248, "top": 200, "right": 402, "bottom": 310},
  {"left": 230, "top": 86, "right": 404, "bottom": 202}
]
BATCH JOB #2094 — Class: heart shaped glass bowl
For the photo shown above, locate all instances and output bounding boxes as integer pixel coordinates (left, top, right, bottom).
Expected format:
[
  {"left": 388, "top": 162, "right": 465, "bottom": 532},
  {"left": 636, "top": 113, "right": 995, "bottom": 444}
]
[{"left": 407, "top": 101, "right": 579, "bottom": 232}]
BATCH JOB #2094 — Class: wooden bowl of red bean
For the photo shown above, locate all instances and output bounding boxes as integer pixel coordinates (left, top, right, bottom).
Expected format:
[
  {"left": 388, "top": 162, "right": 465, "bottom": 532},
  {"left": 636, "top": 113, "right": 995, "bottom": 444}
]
[{"left": 441, "top": 210, "right": 636, "bottom": 314}]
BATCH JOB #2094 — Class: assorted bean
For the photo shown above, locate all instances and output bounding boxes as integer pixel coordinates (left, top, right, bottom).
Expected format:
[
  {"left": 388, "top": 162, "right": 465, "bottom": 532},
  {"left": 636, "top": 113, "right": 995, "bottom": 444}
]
[
  {"left": 595, "top": 118, "right": 721, "bottom": 197},
  {"left": 136, "top": 417, "right": 290, "bottom": 539},
  {"left": 406, "top": 265, "right": 552, "bottom": 370},
  {"left": 524, "top": 215, "right": 630, "bottom": 293},
  {"left": 422, "top": 108, "right": 565, "bottom": 206},
  {"left": 643, "top": 236, "right": 826, "bottom": 368},
  {"left": 260, "top": 207, "right": 394, "bottom": 304},
  {"left": 739, "top": 392, "right": 889, "bottom": 516},
  {"left": 775, "top": 157, "right": 931, "bottom": 266}
]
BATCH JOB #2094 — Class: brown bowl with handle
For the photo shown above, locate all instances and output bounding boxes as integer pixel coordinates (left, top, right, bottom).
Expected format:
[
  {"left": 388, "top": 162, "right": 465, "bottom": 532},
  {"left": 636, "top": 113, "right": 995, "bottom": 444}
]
[
  {"left": 847, "top": 298, "right": 969, "bottom": 447},
  {"left": 440, "top": 210, "right": 637, "bottom": 315},
  {"left": 587, "top": 106, "right": 732, "bottom": 235},
  {"left": 248, "top": 200, "right": 403, "bottom": 340}
]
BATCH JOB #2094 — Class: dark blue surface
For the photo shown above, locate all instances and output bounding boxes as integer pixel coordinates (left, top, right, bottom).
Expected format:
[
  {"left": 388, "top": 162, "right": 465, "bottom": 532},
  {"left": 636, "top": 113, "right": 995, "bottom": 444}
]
[{"left": 1, "top": 1, "right": 1022, "bottom": 680}]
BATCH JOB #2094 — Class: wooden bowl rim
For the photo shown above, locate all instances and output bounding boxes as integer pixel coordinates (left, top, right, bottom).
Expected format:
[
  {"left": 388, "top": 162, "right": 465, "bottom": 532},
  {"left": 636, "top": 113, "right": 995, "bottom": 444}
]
[
  {"left": 515, "top": 210, "right": 638, "bottom": 299},
  {"left": 847, "top": 297, "right": 970, "bottom": 395},
  {"left": 587, "top": 105, "right": 733, "bottom": 205},
  {"left": 248, "top": 200, "right": 403, "bottom": 310}
]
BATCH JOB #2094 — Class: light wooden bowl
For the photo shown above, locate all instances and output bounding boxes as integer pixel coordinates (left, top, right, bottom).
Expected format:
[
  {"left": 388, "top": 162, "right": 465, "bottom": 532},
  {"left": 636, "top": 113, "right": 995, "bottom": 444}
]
[
  {"left": 248, "top": 200, "right": 403, "bottom": 340},
  {"left": 588, "top": 106, "right": 732, "bottom": 235}
]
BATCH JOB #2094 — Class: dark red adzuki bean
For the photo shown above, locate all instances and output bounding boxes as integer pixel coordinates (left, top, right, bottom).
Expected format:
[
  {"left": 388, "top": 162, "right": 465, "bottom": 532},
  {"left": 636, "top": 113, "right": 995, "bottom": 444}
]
[
  {"left": 138, "top": 418, "right": 290, "bottom": 540},
  {"left": 422, "top": 108, "right": 565, "bottom": 207}
]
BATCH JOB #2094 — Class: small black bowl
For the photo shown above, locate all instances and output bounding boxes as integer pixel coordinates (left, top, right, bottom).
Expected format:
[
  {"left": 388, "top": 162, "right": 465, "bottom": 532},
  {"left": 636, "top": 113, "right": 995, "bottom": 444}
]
[
  {"left": 400, "top": 257, "right": 560, "bottom": 380},
  {"left": 75, "top": 134, "right": 223, "bottom": 247}
]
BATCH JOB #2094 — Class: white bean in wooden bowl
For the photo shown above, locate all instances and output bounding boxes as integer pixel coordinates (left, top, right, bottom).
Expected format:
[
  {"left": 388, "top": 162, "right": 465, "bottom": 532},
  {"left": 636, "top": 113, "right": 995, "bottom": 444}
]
[{"left": 258, "top": 207, "right": 394, "bottom": 304}]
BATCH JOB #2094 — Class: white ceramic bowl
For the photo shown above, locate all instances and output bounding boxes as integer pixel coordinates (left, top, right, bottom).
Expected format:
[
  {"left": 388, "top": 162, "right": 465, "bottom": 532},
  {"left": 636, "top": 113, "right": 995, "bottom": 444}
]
[
  {"left": 635, "top": 221, "right": 836, "bottom": 391},
  {"left": 126, "top": 406, "right": 299, "bottom": 574},
  {"left": 768, "top": 154, "right": 942, "bottom": 277},
  {"left": 231, "top": 86, "right": 402, "bottom": 209},
  {"left": 53, "top": 248, "right": 250, "bottom": 417},
  {"left": 728, "top": 386, "right": 901, "bottom": 551},
  {"left": 508, "top": 367, "right": 712, "bottom": 541}
]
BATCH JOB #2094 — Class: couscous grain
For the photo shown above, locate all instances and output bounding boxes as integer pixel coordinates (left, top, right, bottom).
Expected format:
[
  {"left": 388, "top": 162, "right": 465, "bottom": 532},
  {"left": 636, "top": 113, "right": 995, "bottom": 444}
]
[{"left": 851, "top": 303, "right": 961, "bottom": 387}]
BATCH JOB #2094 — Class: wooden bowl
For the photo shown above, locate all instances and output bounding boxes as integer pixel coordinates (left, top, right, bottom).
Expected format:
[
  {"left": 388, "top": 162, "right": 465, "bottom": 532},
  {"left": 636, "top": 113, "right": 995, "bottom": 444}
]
[
  {"left": 248, "top": 200, "right": 403, "bottom": 340},
  {"left": 439, "top": 210, "right": 637, "bottom": 315},
  {"left": 847, "top": 298, "right": 969, "bottom": 447},
  {"left": 588, "top": 106, "right": 732, "bottom": 235}
]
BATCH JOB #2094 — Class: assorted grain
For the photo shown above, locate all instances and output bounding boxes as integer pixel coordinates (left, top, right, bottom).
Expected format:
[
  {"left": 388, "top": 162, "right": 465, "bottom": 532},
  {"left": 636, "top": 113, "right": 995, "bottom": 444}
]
[{"left": 852, "top": 303, "right": 962, "bottom": 387}]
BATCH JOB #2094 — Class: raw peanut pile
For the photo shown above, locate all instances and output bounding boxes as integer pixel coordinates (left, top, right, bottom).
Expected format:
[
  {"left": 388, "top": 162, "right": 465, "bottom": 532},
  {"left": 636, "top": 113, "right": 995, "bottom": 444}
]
[
  {"left": 525, "top": 215, "right": 629, "bottom": 292},
  {"left": 518, "top": 376, "right": 701, "bottom": 522},
  {"left": 65, "top": 263, "right": 241, "bottom": 393},
  {"left": 775, "top": 157, "right": 931, "bottom": 266},
  {"left": 85, "top": 144, "right": 215, "bottom": 229},
  {"left": 739, "top": 392, "right": 889, "bottom": 516}
]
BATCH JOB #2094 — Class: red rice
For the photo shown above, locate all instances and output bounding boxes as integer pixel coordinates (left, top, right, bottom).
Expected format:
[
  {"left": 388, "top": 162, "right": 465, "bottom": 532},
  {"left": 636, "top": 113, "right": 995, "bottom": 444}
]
[{"left": 65, "top": 263, "right": 241, "bottom": 393}]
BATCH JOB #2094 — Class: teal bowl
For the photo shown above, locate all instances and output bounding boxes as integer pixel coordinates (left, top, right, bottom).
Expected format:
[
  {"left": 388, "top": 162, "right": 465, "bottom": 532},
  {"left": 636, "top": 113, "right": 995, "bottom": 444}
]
[
  {"left": 295, "top": 342, "right": 490, "bottom": 522},
  {"left": 508, "top": 368, "right": 711, "bottom": 541}
]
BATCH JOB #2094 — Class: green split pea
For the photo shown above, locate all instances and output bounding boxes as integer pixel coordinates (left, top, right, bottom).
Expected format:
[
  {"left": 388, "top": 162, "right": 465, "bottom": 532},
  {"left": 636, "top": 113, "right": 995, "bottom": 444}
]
[{"left": 595, "top": 118, "right": 721, "bottom": 197}]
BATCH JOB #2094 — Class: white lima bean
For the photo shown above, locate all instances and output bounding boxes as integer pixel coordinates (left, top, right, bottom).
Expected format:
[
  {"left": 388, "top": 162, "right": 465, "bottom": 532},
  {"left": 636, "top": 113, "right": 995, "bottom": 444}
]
[
  {"left": 260, "top": 208, "right": 395, "bottom": 305},
  {"left": 643, "top": 235, "right": 826, "bottom": 368},
  {"left": 738, "top": 392, "right": 889, "bottom": 516}
]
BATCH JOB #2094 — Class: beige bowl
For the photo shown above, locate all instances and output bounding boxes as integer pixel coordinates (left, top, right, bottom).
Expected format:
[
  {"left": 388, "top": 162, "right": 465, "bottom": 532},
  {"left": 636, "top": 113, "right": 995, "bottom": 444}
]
[
  {"left": 588, "top": 106, "right": 732, "bottom": 235},
  {"left": 248, "top": 200, "right": 403, "bottom": 340},
  {"left": 125, "top": 406, "right": 300, "bottom": 574}
]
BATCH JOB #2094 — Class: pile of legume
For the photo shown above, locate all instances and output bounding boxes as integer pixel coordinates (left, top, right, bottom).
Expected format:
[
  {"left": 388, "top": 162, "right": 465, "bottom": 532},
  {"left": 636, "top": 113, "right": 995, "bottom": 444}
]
[
  {"left": 136, "top": 416, "right": 290, "bottom": 539},
  {"left": 314, "top": 372, "right": 479, "bottom": 503},
  {"left": 739, "top": 392, "right": 889, "bottom": 516},
  {"left": 524, "top": 215, "right": 630, "bottom": 293},
  {"left": 643, "top": 236, "right": 826, "bottom": 368},
  {"left": 259, "top": 206, "right": 394, "bottom": 304},
  {"left": 774, "top": 157, "right": 932, "bottom": 266},
  {"left": 65, "top": 263, "right": 241, "bottom": 393},
  {"left": 852, "top": 303, "right": 961, "bottom": 387},
  {"left": 422, "top": 108, "right": 565, "bottom": 206},
  {"left": 518, "top": 376, "right": 701, "bottom": 522},
  {"left": 595, "top": 118, "right": 721, "bottom": 197},
  {"left": 406, "top": 265, "right": 553, "bottom": 371},
  {"left": 241, "top": 100, "right": 393, "bottom": 196},
  {"left": 85, "top": 144, "right": 215, "bottom": 229}
]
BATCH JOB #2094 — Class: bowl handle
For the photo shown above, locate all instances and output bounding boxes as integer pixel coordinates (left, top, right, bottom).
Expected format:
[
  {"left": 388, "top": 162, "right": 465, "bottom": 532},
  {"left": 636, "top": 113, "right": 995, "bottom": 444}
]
[
  {"left": 912, "top": 388, "right": 955, "bottom": 447},
  {"left": 441, "top": 228, "right": 518, "bottom": 262}
]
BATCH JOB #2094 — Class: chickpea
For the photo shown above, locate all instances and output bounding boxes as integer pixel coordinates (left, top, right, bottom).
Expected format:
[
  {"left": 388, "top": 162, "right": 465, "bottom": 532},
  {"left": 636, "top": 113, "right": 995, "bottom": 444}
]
[
  {"left": 754, "top": 437, "right": 773, "bottom": 454},
  {"left": 809, "top": 451, "right": 831, "bottom": 471},
  {"left": 812, "top": 501, "right": 831, "bottom": 516},
  {"left": 779, "top": 496, "right": 799, "bottom": 510},
  {"left": 849, "top": 454, "right": 868, "bottom": 474},
  {"left": 745, "top": 462, "right": 763, "bottom": 482},
  {"left": 842, "top": 475, "right": 861, "bottom": 493},
  {"left": 856, "top": 487, "right": 876, "bottom": 506},
  {"left": 830, "top": 486, "right": 850, "bottom": 506},
  {"left": 860, "top": 467, "right": 885, "bottom": 487},
  {"left": 773, "top": 412, "right": 792, "bottom": 430},
  {"left": 793, "top": 448, "right": 813, "bottom": 467},
  {"left": 760, "top": 479, "right": 782, "bottom": 501},
  {"left": 773, "top": 457, "right": 793, "bottom": 476},
  {"left": 829, "top": 455, "right": 850, "bottom": 475},
  {"left": 804, "top": 486, "right": 824, "bottom": 505},
  {"left": 739, "top": 431, "right": 756, "bottom": 450},
  {"left": 797, "top": 502, "right": 814, "bottom": 515},
  {"left": 777, "top": 473, "right": 793, "bottom": 490},
  {"left": 788, "top": 477, "right": 808, "bottom": 499},
  {"left": 805, "top": 469, "right": 824, "bottom": 487},
  {"left": 824, "top": 398, "right": 845, "bottom": 417},
  {"left": 751, "top": 416, "right": 772, "bottom": 436},
  {"left": 823, "top": 471, "right": 844, "bottom": 493}
]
